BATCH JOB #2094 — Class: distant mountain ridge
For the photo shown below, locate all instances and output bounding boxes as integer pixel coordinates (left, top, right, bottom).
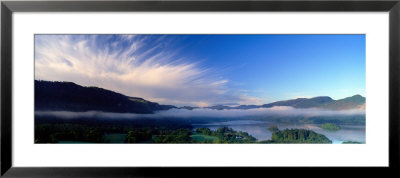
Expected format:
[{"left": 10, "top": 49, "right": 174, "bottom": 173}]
[
  {"left": 262, "top": 96, "right": 334, "bottom": 109},
  {"left": 35, "top": 80, "right": 365, "bottom": 113},
  {"left": 321, "top": 95, "right": 365, "bottom": 110},
  {"left": 261, "top": 95, "right": 365, "bottom": 110},
  {"left": 199, "top": 95, "right": 365, "bottom": 111}
]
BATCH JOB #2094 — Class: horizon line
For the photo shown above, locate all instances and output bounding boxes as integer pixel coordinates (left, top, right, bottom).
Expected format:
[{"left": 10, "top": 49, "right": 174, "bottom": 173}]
[{"left": 34, "top": 79, "right": 365, "bottom": 107}]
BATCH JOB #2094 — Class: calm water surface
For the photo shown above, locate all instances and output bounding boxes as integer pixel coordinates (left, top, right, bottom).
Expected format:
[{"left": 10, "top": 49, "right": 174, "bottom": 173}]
[{"left": 193, "top": 120, "right": 365, "bottom": 144}]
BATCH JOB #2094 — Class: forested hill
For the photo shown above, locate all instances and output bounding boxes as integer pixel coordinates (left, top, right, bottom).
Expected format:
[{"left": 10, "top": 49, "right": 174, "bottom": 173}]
[{"left": 35, "top": 80, "right": 176, "bottom": 114}]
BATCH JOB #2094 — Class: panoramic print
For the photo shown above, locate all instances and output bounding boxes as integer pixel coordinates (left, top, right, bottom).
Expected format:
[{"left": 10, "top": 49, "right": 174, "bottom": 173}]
[{"left": 34, "top": 34, "right": 365, "bottom": 144}]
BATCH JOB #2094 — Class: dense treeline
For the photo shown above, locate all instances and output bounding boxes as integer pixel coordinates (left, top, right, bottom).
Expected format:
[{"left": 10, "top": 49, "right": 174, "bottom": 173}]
[
  {"left": 195, "top": 127, "right": 257, "bottom": 143},
  {"left": 35, "top": 116, "right": 192, "bottom": 143},
  {"left": 35, "top": 124, "right": 104, "bottom": 143},
  {"left": 36, "top": 123, "right": 193, "bottom": 144},
  {"left": 35, "top": 118, "right": 257, "bottom": 143},
  {"left": 35, "top": 116, "right": 334, "bottom": 144},
  {"left": 269, "top": 128, "right": 332, "bottom": 143},
  {"left": 126, "top": 129, "right": 152, "bottom": 143},
  {"left": 125, "top": 128, "right": 193, "bottom": 143},
  {"left": 153, "top": 129, "right": 192, "bottom": 143},
  {"left": 268, "top": 125, "right": 279, "bottom": 132}
]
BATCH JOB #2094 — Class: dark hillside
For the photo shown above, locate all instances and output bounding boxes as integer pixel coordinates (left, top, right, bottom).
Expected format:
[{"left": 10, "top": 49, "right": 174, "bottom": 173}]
[{"left": 35, "top": 80, "right": 176, "bottom": 114}]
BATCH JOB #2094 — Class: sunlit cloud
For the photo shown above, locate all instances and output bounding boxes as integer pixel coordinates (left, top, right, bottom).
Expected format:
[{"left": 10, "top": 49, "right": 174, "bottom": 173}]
[{"left": 35, "top": 35, "right": 259, "bottom": 107}]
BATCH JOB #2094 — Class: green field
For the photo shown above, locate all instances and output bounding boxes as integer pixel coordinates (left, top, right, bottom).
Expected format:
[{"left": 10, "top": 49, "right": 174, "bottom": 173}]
[
  {"left": 190, "top": 132, "right": 219, "bottom": 142},
  {"left": 103, "top": 133, "right": 127, "bottom": 143}
]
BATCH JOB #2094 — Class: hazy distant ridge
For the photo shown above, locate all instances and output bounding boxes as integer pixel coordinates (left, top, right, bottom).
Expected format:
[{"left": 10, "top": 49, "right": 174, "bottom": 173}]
[
  {"left": 261, "top": 95, "right": 365, "bottom": 110},
  {"left": 202, "top": 95, "right": 365, "bottom": 111}
]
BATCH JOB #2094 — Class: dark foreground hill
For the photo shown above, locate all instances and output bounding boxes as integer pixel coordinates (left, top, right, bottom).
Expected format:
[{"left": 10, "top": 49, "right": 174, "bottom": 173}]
[{"left": 35, "top": 80, "right": 176, "bottom": 114}]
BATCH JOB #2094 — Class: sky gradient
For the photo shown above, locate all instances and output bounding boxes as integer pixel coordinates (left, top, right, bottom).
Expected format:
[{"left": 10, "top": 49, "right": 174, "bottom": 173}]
[{"left": 35, "top": 34, "right": 365, "bottom": 107}]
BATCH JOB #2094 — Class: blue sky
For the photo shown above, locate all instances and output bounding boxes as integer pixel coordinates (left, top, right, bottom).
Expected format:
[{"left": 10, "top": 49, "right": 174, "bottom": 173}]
[{"left": 35, "top": 34, "right": 365, "bottom": 107}]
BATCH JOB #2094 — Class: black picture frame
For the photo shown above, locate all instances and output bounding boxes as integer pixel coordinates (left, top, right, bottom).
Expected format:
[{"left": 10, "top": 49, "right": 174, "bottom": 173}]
[{"left": 1, "top": 0, "right": 399, "bottom": 177}]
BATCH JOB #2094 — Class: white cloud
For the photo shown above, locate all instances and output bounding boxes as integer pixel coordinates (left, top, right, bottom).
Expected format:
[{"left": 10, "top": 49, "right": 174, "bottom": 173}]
[{"left": 35, "top": 35, "right": 258, "bottom": 107}]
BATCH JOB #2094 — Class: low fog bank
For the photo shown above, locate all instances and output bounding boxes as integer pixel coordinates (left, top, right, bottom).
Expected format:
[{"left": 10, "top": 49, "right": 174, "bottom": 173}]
[{"left": 35, "top": 106, "right": 365, "bottom": 120}]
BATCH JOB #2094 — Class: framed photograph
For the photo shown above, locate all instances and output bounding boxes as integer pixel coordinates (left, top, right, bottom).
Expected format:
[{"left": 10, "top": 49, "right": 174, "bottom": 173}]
[{"left": 1, "top": 0, "right": 399, "bottom": 177}]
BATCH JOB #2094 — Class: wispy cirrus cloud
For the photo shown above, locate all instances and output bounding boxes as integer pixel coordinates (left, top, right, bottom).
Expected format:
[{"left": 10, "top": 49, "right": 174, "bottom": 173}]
[{"left": 35, "top": 35, "right": 262, "bottom": 107}]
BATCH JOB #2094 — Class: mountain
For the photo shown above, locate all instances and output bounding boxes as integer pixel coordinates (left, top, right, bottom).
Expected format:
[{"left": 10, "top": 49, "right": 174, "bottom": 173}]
[
  {"left": 320, "top": 94, "right": 365, "bottom": 110},
  {"left": 179, "top": 106, "right": 199, "bottom": 110},
  {"left": 204, "top": 104, "right": 261, "bottom": 110},
  {"left": 261, "top": 95, "right": 364, "bottom": 110},
  {"left": 35, "top": 80, "right": 365, "bottom": 113},
  {"left": 232, "top": 105, "right": 260, "bottom": 110},
  {"left": 262, "top": 96, "right": 334, "bottom": 109},
  {"left": 205, "top": 105, "right": 232, "bottom": 110},
  {"left": 205, "top": 95, "right": 365, "bottom": 111},
  {"left": 35, "top": 80, "right": 176, "bottom": 114}
]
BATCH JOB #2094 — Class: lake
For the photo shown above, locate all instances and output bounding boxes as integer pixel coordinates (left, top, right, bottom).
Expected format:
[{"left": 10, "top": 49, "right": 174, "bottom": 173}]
[{"left": 193, "top": 120, "right": 365, "bottom": 144}]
